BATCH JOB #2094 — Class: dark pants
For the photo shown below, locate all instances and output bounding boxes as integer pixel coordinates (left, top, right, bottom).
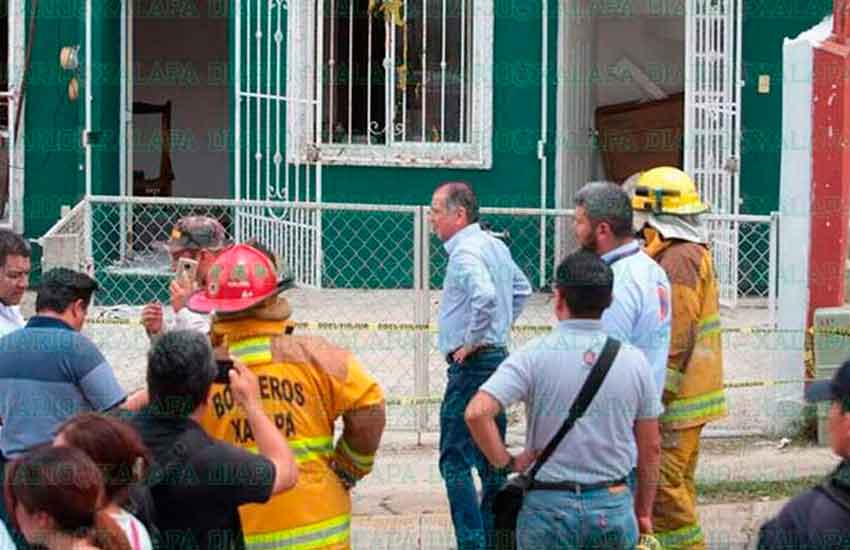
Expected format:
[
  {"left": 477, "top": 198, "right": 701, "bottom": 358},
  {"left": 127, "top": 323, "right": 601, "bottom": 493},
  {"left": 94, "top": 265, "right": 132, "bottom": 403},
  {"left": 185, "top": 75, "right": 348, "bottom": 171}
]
[{"left": 439, "top": 349, "right": 508, "bottom": 550}]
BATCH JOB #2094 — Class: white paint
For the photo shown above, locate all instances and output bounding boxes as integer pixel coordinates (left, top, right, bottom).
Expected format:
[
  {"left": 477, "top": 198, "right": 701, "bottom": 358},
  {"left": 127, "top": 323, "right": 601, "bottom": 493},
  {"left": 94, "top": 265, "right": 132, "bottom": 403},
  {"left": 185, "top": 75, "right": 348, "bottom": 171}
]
[
  {"left": 787, "top": 15, "right": 832, "bottom": 46},
  {"left": 776, "top": 17, "right": 829, "bottom": 434},
  {"left": 6, "top": 0, "right": 25, "bottom": 233}
]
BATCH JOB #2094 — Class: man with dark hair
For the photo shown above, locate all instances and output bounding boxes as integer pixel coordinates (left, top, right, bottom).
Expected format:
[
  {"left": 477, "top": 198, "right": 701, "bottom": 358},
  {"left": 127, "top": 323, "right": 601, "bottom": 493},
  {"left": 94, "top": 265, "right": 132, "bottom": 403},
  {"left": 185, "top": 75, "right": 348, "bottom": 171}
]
[
  {"left": 757, "top": 361, "right": 850, "bottom": 549},
  {"left": 131, "top": 330, "right": 298, "bottom": 550},
  {"left": 0, "top": 228, "right": 31, "bottom": 336},
  {"left": 574, "top": 181, "right": 672, "bottom": 398},
  {"left": 0, "top": 267, "right": 127, "bottom": 464},
  {"left": 429, "top": 181, "right": 532, "bottom": 550},
  {"left": 466, "top": 250, "right": 662, "bottom": 549}
]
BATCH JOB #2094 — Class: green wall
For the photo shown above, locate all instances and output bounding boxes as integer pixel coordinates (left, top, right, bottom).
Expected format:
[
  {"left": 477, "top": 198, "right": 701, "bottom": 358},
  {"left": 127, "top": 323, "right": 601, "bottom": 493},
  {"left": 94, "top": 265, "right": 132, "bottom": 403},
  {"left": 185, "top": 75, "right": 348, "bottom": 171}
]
[
  {"left": 24, "top": 0, "right": 85, "bottom": 242},
  {"left": 740, "top": 0, "right": 832, "bottom": 215},
  {"left": 20, "top": 0, "right": 827, "bottom": 292},
  {"left": 23, "top": 0, "right": 121, "bottom": 282}
]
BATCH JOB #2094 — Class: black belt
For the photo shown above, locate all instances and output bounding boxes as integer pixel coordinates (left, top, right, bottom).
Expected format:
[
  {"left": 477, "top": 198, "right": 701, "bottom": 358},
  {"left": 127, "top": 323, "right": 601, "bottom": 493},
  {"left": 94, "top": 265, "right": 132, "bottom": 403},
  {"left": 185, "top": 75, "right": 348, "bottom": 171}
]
[
  {"left": 445, "top": 344, "right": 507, "bottom": 364},
  {"left": 528, "top": 477, "right": 628, "bottom": 494}
]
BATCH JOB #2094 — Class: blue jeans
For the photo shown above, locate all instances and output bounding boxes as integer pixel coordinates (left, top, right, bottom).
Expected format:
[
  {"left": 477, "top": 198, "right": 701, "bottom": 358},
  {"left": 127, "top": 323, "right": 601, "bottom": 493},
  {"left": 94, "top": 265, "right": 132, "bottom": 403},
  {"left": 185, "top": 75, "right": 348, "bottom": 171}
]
[
  {"left": 440, "top": 349, "right": 508, "bottom": 550},
  {"left": 516, "top": 486, "right": 638, "bottom": 550}
]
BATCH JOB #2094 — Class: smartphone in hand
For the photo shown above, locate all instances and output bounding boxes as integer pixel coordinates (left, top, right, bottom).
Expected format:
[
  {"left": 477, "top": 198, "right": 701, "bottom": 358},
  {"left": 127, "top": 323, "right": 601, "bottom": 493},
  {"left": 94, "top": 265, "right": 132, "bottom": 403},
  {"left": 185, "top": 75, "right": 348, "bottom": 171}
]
[
  {"left": 177, "top": 257, "right": 199, "bottom": 287},
  {"left": 214, "top": 359, "right": 234, "bottom": 384}
]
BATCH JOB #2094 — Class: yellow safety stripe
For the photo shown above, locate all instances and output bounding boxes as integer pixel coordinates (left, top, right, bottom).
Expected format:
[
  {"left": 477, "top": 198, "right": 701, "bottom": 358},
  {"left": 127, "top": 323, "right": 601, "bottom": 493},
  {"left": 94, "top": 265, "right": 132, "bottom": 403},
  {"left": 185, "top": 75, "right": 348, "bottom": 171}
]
[
  {"left": 697, "top": 314, "right": 722, "bottom": 339},
  {"left": 660, "top": 390, "right": 727, "bottom": 425},
  {"left": 664, "top": 368, "right": 683, "bottom": 394},
  {"left": 655, "top": 523, "right": 704, "bottom": 549},
  {"left": 245, "top": 514, "right": 350, "bottom": 550},
  {"left": 247, "top": 436, "right": 334, "bottom": 464},
  {"left": 231, "top": 336, "right": 273, "bottom": 365},
  {"left": 339, "top": 438, "right": 375, "bottom": 470}
]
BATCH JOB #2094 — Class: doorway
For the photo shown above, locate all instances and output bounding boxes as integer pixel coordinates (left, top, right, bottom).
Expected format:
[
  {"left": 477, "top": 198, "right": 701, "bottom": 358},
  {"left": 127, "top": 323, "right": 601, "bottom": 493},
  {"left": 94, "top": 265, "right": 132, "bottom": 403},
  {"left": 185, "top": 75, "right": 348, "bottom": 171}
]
[{"left": 124, "top": 0, "right": 230, "bottom": 198}]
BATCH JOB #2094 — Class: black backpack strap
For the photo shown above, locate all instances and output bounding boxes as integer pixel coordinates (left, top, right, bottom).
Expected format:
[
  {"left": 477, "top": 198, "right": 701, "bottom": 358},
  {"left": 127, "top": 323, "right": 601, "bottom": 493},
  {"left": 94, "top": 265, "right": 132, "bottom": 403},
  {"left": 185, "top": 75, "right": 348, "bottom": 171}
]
[{"left": 527, "top": 337, "right": 621, "bottom": 481}]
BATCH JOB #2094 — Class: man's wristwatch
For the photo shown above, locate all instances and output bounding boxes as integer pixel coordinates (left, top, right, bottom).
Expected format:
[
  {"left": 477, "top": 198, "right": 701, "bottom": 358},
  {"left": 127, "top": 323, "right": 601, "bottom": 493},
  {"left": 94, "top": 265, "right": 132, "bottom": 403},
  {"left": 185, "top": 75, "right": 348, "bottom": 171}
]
[{"left": 498, "top": 454, "right": 516, "bottom": 473}]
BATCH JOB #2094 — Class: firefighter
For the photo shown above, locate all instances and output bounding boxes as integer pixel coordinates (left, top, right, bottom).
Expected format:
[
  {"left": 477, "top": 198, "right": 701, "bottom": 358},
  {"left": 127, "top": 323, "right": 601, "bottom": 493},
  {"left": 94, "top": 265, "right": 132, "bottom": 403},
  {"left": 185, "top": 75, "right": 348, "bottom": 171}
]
[
  {"left": 630, "top": 167, "right": 727, "bottom": 550},
  {"left": 142, "top": 216, "right": 232, "bottom": 338},
  {"left": 186, "top": 243, "right": 386, "bottom": 550}
]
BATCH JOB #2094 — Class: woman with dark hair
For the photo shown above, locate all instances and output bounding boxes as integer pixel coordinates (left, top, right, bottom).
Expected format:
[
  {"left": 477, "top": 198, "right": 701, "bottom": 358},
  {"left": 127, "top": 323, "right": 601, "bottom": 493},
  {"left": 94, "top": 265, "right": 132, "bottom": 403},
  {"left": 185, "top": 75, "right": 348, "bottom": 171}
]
[
  {"left": 4, "top": 445, "right": 132, "bottom": 550},
  {"left": 55, "top": 413, "right": 153, "bottom": 550}
]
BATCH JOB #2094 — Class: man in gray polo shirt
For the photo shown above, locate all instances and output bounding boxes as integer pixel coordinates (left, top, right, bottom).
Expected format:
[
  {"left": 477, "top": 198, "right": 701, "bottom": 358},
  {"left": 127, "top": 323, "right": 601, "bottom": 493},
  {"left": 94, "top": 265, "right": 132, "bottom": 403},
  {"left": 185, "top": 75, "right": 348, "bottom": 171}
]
[{"left": 466, "top": 250, "right": 662, "bottom": 549}]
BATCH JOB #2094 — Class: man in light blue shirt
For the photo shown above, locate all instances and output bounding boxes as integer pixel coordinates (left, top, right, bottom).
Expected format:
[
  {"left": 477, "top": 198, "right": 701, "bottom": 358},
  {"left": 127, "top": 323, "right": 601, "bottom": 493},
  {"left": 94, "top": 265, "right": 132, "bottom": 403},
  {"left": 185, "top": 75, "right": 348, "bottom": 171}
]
[
  {"left": 574, "top": 182, "right": 672, "bottom": 397},
  {"left": 430, "top": 181, "right": 532, "bottom": 550},
  {"left": 466, "top": 250, "right": 661, "bottom": 550}
]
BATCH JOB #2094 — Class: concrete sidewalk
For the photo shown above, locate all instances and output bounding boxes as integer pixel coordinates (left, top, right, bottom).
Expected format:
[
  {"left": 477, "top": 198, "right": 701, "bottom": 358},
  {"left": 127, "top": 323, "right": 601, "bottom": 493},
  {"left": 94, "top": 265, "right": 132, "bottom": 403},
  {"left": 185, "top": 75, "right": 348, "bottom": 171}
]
[
  {"left": 351, "top": 502, "right": 787, "bottom": 550},
  {"left": 348, "top": 432, "right": 837, "bottom": 549}
]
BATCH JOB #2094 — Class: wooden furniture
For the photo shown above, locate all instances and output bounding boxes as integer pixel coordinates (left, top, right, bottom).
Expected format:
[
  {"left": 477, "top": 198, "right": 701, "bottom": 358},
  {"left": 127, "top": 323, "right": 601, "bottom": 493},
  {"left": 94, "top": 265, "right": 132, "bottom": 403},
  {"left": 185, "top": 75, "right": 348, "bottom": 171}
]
[
  {"left": 595, "top": 93, "right": 685, "bottom": 183},
  {"left": 133, "top": 100, "right": 174, "bottom": 197}
]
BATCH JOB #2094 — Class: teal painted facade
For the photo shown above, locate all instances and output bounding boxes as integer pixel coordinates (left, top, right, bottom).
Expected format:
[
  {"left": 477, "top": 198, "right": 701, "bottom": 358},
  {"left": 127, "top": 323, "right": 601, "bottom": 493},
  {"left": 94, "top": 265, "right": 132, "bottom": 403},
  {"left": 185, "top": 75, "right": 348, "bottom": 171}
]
[
  {"left": 18, "top": 1, "right": 834, "bottom": 291},
  {"left": 739, "top": 0, "right": 831, "bottom": 215}
]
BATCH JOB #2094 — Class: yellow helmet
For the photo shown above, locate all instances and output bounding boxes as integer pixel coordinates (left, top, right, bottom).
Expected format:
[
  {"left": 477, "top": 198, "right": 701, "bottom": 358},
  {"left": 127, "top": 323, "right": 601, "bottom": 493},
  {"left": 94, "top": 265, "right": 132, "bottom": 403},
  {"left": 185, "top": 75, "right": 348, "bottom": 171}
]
[{"left": 631, "top": 166, "right": 709, "bottom": 215}]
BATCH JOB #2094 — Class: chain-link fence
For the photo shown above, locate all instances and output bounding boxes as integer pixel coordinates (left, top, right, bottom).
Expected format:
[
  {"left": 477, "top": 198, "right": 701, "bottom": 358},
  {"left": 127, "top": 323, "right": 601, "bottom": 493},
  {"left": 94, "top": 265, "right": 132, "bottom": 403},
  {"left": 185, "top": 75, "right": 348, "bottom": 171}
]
[
  {"left": 705, "top": 213, "right": 779, "bottom": 322},
  {"left": 41, "top": 196, "right": 781, "bottom": 434}
]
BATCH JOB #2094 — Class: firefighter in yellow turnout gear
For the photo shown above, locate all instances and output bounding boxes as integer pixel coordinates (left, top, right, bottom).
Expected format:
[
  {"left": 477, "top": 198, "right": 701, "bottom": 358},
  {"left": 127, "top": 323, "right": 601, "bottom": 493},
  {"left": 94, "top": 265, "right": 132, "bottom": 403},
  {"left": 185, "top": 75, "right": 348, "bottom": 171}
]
[
  {"left": 630, "top": 167, "right": 727, "bottom": 550},
  {"left": 187, "top": 244, "right": 386, "bottom": 550}
]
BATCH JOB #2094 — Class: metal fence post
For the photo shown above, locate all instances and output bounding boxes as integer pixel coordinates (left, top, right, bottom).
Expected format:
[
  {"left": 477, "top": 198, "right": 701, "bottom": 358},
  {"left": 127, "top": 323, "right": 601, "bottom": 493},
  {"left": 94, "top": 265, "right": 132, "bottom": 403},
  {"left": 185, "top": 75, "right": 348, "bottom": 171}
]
[
  {"left": 413, "top": 207, "right": 429, "bottom": 445},
  {"left": 769, "top": 211, "right": 780, "bottom": 328},
  {"left": 417, "top": 207, "right": 432, "bottom": 444}
]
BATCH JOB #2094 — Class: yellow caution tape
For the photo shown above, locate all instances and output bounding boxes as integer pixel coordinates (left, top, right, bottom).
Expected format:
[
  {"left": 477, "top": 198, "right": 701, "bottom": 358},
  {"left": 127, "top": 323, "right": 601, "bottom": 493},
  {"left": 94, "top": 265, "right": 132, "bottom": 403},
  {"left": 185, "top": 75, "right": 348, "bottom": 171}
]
[
  {"left": 383, "top": 377, "right": 832, "bottom": 407},
  {"left": 84, "top": 316, "right": 850, "bottom": 340}
]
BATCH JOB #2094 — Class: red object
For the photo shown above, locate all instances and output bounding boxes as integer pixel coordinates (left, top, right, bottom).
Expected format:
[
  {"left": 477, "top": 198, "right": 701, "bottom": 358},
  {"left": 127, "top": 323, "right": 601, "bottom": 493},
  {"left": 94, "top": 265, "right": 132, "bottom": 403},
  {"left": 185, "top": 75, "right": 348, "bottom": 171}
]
[
  {"left": 187, "top": 244, "right": 280, "bottom": 314},
  {"left": 809, "top": 4, "right": 850, "bottom": 328}
]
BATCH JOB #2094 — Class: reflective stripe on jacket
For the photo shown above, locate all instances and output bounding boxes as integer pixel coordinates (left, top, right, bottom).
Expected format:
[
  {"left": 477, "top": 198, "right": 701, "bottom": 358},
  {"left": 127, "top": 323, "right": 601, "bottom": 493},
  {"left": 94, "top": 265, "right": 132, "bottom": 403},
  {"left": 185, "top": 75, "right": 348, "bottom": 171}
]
[
  {"left": 644, "top": 229, "right": 727, "bottom": 429},
  {"left": 199, "top": 319, "right": 385, "bottom": 550}
]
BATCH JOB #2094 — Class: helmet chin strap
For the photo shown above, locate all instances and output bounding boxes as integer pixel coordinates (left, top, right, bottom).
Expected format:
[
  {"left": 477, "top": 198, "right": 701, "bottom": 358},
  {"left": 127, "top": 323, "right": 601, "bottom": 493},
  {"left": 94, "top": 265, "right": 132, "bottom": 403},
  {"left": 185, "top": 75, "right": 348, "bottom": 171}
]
[{"left": 214, "top": 296, "right": 293, "bottom": 322}]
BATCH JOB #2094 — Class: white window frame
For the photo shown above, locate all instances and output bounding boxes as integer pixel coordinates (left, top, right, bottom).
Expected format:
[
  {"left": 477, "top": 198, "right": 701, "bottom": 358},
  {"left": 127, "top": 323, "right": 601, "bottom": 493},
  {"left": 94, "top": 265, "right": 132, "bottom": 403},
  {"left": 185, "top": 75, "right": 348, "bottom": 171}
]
[
  {"left": 290, "top": 0, "right": 494, "bottom": 170},
  {"left": 2, "top": 0, "right": 25, "bottom": 233}
]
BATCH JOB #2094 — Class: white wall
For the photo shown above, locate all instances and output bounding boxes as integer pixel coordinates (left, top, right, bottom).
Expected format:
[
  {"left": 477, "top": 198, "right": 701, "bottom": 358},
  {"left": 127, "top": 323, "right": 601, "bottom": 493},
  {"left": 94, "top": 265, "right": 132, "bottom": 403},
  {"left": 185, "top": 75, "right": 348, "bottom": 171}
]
[
  {"left": 593, "top": 15, "right": 685, "bottom": 107},
  {"left": 773, "top": 17, "right": 831, "bottom": 434},
  {"left": 133, "top": 0, "right": 229, "bottom": 198}
]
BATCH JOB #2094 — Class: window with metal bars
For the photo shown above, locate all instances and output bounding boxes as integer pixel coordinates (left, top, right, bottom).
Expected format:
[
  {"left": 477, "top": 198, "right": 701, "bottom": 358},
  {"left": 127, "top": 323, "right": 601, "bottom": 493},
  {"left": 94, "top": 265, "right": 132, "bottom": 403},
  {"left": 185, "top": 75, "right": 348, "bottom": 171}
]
[{"left": 318, "top": 0, "right": 492, "bottom": 168}]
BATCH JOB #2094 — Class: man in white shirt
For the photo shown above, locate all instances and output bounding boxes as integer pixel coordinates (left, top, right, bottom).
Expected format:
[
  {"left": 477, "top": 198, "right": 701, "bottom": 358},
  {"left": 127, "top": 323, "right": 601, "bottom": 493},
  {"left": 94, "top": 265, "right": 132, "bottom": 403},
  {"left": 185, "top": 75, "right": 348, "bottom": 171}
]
[
  {"left": 573, "top": 182, "right": 672, "bottom": 397},
  {"left": 0, "top": 230, "right": 30, "bottom": 337},
  {"left": 142, "top": 216, "right": 231, "bottom": 338}
]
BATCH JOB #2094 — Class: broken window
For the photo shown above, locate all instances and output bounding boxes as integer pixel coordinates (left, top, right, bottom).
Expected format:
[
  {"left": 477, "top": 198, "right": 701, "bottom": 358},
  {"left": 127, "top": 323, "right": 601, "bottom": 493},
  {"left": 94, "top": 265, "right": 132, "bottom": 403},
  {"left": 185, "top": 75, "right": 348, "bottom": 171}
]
[{"left": 317, "top": 0, "right": 492, "bottom": 167}]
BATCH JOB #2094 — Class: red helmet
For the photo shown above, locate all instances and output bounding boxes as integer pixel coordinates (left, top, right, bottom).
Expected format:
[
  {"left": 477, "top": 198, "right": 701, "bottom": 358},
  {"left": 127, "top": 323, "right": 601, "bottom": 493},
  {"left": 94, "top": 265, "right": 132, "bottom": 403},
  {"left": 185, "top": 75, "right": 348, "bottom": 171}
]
[{"left": 187, "top": 244, "right": 293, "bottom": 314}]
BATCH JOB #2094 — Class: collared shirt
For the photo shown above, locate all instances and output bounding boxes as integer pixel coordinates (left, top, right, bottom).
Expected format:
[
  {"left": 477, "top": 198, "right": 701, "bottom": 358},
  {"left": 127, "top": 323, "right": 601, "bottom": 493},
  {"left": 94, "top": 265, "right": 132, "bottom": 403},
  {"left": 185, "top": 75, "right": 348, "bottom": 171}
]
[
  {"left": 0, "top": 304, "right": 24, "bottom": 338},
  {"left": 0, "top": 316, "right": 127, "bottom": 458},
  {"left": 600, "top": 240, "right": 672, "bottom": 396},
  {"left": 171, "top": 308, "right": 210, "bottom": 334},
  {"left": 438, "top": 223, "right": 532, "bottom": 355},
  {"left": 481, "top": 319, "right": 662, "bottom": 484}
]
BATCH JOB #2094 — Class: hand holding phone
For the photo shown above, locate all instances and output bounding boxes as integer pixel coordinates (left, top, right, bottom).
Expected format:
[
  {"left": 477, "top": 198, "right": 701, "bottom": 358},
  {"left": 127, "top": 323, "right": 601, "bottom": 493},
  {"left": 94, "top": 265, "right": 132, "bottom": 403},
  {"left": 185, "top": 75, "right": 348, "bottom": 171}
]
[
  {"left": 214, "top": 359, "right": 234, "bottom": 384},
  {"left": 177, "top": 257, "right": 199, "bottom": 287}
]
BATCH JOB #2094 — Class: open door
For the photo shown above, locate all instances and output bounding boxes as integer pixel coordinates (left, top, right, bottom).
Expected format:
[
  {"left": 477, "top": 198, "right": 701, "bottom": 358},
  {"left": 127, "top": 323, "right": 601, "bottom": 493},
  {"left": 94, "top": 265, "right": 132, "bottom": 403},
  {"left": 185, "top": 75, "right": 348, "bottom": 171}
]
[
  {"left": 234, "top": 0, "right": 323, "bottom": 287},
  {"left": 684, "top": 0, "right": 742, "bottom": 307}
]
